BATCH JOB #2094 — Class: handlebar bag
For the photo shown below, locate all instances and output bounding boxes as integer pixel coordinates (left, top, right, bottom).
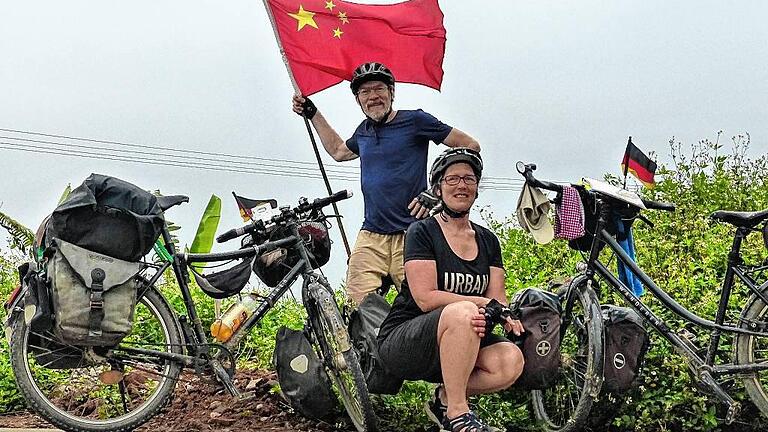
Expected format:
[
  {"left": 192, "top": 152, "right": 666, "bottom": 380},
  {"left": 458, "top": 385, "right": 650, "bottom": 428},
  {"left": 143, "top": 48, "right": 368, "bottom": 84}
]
[
  {"left": 348, "top": 293, "right": 404, "bottom": 394},
  {"left": 509, "top": 288, "right": 562, "bottom": 390},
  {"left": 601, "top": 305, "right": 650, "bottom": 393},
  {"left": 48, "top": 239, "right": 141, "bottom": 346},
  {"left": 253, "top": 221, "right": 331, "bottom": 287},
  {"left": 273, "top": 326, "right": 335, "bottom": 420}
]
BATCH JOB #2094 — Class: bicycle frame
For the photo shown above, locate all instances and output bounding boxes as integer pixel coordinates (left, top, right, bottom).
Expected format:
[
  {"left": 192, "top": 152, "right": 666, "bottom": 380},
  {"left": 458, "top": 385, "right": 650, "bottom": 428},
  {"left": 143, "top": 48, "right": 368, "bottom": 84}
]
[
  {"left": 578, "top": 197, "right": 768, "bottom": 378},
  {"left": 127, "top": 221, "right": 321, "bottom": 369}
]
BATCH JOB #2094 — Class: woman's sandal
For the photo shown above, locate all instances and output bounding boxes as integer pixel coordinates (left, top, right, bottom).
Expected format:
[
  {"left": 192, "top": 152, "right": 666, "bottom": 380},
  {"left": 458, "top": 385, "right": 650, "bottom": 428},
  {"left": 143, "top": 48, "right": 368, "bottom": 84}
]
[
  {"left": 424, "top": 385, "right": 448, "bottom": 427},
  {"left": 441, "top": 411, "right": 492, "bottom": 432}
]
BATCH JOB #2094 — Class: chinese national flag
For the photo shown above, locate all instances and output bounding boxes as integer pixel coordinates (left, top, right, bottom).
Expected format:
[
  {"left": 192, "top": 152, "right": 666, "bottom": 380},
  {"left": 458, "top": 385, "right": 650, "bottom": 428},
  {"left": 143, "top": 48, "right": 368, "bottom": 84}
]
[
  {"left": 266, "top": 0, "right": 446, "bottom": 96},
  {"left": 621, "top": 140, "right": 657, "bottom": 188}
]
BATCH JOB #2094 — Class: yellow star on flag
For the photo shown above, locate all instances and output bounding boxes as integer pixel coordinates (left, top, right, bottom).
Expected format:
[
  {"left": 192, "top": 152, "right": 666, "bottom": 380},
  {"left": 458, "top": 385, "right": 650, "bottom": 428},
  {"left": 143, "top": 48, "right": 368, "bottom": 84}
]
[
  {"left": 338, "top": 11, "right": 349, "bottom": 24},
  {"left": 333, "top": 27, "right": 343, "bottom": 38},
  {"left": 288, "top": 5, "right": 318, "bottom": 31},
  {"left": 325, "top": 1, "right": 335, "bottom": 11}
]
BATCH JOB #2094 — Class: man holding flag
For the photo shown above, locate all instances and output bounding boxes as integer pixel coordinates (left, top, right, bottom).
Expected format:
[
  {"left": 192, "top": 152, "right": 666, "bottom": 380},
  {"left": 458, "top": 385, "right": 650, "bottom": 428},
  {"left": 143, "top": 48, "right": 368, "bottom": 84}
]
[
  {"left": 265, "top": 0, "right": 479, "bottom": 305},
  {"left": 292, "top": 63, "right": 480, "bottom": 304}
]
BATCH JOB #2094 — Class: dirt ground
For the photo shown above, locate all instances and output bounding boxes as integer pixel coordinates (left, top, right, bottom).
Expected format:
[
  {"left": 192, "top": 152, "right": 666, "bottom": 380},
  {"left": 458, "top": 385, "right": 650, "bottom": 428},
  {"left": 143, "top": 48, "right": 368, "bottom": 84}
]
[{"left": 0, "top": 369, "right": 355, "bottom": 431}]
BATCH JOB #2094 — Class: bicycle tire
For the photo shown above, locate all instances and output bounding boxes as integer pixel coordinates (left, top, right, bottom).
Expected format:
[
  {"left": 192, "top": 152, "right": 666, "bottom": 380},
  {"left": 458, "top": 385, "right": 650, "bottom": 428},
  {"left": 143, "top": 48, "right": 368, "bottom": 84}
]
[
  {"left": 735, "top": 287, "right": 768, "bottom": 418},
  {"left": 305, "top": 282, "right": 378, "bottom": 431},
  {"left": 530, "top": 276, "right": 604, "bottom": 432},
  {"left": 10, "top": 286, "right": 183, "bottom": 432}
]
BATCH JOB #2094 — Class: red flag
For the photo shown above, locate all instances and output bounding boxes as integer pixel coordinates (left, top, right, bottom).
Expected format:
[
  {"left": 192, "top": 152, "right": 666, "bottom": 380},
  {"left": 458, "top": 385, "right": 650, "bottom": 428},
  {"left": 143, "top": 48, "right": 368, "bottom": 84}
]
[{"left": 266, "top": 0, "right": 446, "bottom": 96}]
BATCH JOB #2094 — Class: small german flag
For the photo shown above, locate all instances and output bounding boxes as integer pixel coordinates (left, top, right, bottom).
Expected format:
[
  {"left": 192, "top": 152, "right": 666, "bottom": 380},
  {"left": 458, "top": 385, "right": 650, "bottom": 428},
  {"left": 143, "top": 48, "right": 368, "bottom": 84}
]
[
  {"left": 232, "top": 192, "right": 277, "bottom": 222},
  {"left": 621, "top": 137, "right": 657, "bottom": 188}
]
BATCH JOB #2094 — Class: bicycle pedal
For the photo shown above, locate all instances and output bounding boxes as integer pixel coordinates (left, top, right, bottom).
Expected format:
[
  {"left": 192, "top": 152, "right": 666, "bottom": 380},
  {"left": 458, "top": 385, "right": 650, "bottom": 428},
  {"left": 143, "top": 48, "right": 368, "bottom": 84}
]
[{"left": 724, "top": 401, "right": 741, "bottom": 425}]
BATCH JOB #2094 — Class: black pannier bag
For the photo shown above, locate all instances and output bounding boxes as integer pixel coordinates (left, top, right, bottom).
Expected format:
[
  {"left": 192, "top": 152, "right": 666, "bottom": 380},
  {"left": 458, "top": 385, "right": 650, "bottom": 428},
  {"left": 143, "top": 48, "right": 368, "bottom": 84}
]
[
  {"left": 191, "top": 258, "right": 254, "bottom": 299},
  {"left": 348, "top": 293, "right": 404, "bottom": 395},
  {"left": 19, "top": 261, "right": 83, "bottom": 368},
  {"left": 273, "top": 326, "right": 336, "bottom": 420},
  {"left": 253, "top": 221, "right": 331, "bottom": 287},
  {"left": 18, "top": 262, "right": 54, "bottom": 333},
  {"left": 602, "top": 305, "right": 650, "bottom": 393},
  {"left": 509, "top": 288, "right": 562, "bottom": 390},
  {"left": 48, "top": 174, "right": 164, "bottom": 262},
  {"left": 48, "top": 239, "right": 141, "bottom": 346}
]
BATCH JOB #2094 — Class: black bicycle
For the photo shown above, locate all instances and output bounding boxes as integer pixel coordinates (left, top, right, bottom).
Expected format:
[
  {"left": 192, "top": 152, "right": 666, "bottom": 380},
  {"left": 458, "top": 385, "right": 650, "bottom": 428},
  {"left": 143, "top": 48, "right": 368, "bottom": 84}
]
[
  {"left": 517, "top": 161, "right": 768, "bottom": 431},
  {"left": 5, "top": 190, "right": 377, "bottom": 432}
]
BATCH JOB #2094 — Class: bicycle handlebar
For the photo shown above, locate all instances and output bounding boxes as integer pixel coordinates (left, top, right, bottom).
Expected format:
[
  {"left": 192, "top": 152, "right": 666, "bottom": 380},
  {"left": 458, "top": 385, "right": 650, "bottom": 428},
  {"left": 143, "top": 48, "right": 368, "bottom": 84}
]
[
  {"left": 215, "top": 190, "right": 353, "bottom": 244},
  {"left": 641, "top": 198, "right": 676, "bottom": 212},
  {"left": 515, "top": 161, "right": 563, "bottom": 193},
  {"left": 516, "top": 161, "right": 676, "bottom": 212}
]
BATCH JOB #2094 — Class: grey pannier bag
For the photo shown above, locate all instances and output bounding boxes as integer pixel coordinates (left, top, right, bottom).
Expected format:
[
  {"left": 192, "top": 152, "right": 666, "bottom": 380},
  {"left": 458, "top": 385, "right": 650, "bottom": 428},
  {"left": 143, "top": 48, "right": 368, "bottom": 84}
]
[{"left": 48, "top": 239, "right": 141, "bottom": 346}]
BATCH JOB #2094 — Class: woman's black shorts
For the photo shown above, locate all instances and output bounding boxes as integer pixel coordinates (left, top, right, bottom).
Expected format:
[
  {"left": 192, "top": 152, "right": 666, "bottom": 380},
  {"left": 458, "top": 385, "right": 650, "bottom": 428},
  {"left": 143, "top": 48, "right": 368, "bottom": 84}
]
[{"left": 377, "top": 306, "right": 511, "bottom": 383}]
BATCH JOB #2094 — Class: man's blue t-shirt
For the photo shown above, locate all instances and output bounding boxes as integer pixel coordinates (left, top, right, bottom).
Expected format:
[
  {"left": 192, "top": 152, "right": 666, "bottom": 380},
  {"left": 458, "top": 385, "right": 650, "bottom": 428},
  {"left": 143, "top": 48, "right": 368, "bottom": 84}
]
[{"left": 346, "top": 109, "right": 452, "bottom": 234}]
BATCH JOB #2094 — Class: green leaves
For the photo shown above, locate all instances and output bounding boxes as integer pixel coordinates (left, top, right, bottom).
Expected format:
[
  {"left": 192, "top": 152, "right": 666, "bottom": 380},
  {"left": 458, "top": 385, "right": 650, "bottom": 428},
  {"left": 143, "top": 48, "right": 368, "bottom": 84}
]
[
  {"left": 189, "top": 195, "right": 221, "bottom": 270},
  {"left": 0, "top": 210, "right": 33, "bottom": 258}
]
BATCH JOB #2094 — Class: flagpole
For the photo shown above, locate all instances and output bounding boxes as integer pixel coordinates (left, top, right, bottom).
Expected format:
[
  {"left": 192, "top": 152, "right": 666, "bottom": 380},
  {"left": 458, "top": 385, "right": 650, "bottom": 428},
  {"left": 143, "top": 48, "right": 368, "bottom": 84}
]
[
  {"left": 622, "top": 136, "right": 632, "bottom": 190},
  {"left": 261, "top": 0, "right": 352, "bottom": 258}
]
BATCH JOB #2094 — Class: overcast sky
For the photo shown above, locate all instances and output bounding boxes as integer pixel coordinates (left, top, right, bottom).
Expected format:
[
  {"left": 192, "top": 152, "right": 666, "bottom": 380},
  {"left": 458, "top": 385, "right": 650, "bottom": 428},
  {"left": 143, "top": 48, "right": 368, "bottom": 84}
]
[{"left": 1, "top": 1, "right": 766, "bottom": 288}]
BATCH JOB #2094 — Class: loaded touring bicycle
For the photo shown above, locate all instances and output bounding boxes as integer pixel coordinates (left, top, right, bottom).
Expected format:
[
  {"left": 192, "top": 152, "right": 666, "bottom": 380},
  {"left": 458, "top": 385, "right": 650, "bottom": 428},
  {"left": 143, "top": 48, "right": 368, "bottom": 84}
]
[{"left": 4, "top": 174, "right": 377, "bottom": 432}]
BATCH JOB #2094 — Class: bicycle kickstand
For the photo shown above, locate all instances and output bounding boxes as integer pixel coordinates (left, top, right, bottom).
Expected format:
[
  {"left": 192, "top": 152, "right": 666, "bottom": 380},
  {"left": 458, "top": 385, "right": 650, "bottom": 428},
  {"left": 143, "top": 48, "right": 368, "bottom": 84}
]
[
  {"left": 698, "top": 370, "right": 741, "bottom": 424},
  {"left": 211, "top": 359, "right": 243, "bottom": 399}
]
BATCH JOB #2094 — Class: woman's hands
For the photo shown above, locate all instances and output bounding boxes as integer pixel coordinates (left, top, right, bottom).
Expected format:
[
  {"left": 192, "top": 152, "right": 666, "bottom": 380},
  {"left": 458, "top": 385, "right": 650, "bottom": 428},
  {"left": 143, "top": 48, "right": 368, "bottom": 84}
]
[{"left": 503, "top": 318, "right": 524, "bottom": 337}]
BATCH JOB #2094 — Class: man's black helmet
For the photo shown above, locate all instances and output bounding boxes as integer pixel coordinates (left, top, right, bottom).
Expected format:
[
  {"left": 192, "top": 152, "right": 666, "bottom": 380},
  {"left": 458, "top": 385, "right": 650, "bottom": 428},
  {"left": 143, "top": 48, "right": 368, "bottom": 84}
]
[
  {"left": 429, "top": 147, "right": 483, "bottom": 189},
  {"left": 350, "top": 62, "right": 395, "bottom": 94}
]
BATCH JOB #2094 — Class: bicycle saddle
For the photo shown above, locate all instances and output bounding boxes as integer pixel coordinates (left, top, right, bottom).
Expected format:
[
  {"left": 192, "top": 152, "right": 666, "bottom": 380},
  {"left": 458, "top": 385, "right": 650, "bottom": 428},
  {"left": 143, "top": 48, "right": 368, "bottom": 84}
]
[
  {"left": 710, "top": 208, "right": 768, "bottom": 228},
  {"left": 156, "top": 195, "right": 190, "bottom": 211}
]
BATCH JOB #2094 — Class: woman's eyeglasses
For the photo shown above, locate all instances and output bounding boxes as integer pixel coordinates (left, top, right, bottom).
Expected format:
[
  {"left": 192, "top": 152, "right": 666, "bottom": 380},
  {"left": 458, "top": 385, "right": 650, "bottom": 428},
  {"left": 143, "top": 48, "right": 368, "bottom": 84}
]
[{"left": 442, "top": 175, "right": 478, "bottom": 186}]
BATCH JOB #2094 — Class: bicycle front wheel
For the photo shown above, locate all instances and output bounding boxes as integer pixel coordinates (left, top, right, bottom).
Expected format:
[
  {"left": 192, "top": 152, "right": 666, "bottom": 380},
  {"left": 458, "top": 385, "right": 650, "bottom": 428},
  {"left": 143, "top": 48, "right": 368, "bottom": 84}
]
[
  {"left": 531, "top": 276, "right": 604, "bottom": 432},
  {"left": 10, "top": 286, "right": 183, "bottom": 432},
  {"left": 735, "top": 287, "right": 768, "bottom": 418},
  {"left": 305, "top": 282, "right": 377, "bottom": 432}
]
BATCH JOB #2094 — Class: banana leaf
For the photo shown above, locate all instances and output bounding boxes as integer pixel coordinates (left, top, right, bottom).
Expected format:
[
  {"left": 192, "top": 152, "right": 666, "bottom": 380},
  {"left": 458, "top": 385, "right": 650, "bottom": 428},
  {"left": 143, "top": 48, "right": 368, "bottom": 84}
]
[
  {"left": 189, "top": 194, "right": 221, "bottom": 270},
  {"left": 0, "top": 210, "right": 34, "bottom": 258}
]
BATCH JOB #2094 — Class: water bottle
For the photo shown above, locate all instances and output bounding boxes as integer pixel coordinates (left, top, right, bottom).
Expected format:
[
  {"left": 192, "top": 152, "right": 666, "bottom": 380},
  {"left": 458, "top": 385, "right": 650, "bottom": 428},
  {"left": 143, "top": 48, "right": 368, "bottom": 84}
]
[{"left": 210, "top": 294, "right": 259, "bottom": 343}]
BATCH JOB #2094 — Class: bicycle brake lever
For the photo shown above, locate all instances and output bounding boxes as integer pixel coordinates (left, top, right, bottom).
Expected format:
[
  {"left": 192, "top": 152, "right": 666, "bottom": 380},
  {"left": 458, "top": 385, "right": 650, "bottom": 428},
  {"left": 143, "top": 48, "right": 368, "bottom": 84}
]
[{"left": 637, "top": 214, "right": 654, "bottom": 229}]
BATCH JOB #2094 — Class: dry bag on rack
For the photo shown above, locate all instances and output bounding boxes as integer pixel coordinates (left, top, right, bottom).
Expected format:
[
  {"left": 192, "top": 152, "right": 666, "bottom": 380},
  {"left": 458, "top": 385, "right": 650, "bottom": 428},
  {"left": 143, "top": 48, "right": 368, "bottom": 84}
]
[
  {"left": 509, "top": 287, "right": 562, "bottom": 390},
  {"left": 602, "top": 305, "right": 650, "bottom": 393},
  {"left": 274, "top": 326, "right": 336, "bottom": 420},
  {"left": 47, "top": 174, "right": 164, "bottom": 262},
  {"left": 48, "top": 239, "right": 141, "bottom": 346}
]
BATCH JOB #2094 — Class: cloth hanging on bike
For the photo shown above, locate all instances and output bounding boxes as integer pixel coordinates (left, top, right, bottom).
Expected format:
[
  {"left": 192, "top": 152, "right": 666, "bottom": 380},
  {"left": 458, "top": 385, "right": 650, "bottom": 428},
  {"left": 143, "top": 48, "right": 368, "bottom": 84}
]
[
  {"left": 516, "top": 184, "right": 554, "bottom": 244},
  {"left": 191, "top": 258, "right": 254, "bottom": 299},
  {"left": 614, "top": 215, "right": 644, "bottom": 296},
  {"left": 48, "top": 174, "right": 165, "bottom": 262},
  {"left": 554, "top": 185, "right": 585, "bottom": 240}
]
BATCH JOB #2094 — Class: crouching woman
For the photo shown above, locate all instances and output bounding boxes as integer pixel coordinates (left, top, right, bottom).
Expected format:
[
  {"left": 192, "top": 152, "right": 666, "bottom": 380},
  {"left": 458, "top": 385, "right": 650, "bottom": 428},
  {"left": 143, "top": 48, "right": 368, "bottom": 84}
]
[{"left": 377, "top": 148, "right": 525, "bottom": 432}]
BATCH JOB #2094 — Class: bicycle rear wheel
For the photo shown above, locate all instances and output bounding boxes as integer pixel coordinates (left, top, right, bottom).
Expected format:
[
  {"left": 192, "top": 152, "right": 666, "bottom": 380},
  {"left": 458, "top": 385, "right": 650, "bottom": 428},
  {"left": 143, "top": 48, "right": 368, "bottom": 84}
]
[
  {"left": 10, "top": 287, "right": 183, "bottom": 432},
  {"left": 531, "top": 276, "right": 604, "bottom": 432},
  {"left": 305, "top": 281, "right": 377, "bottom": 431},
  {"left": 735, "top": 287, "right": 768, "bottom": 418}
]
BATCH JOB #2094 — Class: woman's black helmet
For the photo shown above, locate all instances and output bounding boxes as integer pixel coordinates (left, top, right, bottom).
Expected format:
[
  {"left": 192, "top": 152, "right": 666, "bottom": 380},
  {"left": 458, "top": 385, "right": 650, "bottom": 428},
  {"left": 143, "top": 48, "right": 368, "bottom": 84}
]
[
  {"left": 429, "top": 147, "right": 483, "bottom": 189},
  {"left": 350, "top": 62, "right": 395, "bottom": 94}
]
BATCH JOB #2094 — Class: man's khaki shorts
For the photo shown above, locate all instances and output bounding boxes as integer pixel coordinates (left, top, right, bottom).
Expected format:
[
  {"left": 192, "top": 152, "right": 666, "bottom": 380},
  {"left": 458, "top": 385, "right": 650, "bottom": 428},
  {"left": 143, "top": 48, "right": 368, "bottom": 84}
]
[{"left": 346, "top": 230, "right": 405, "bottom": 305}]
